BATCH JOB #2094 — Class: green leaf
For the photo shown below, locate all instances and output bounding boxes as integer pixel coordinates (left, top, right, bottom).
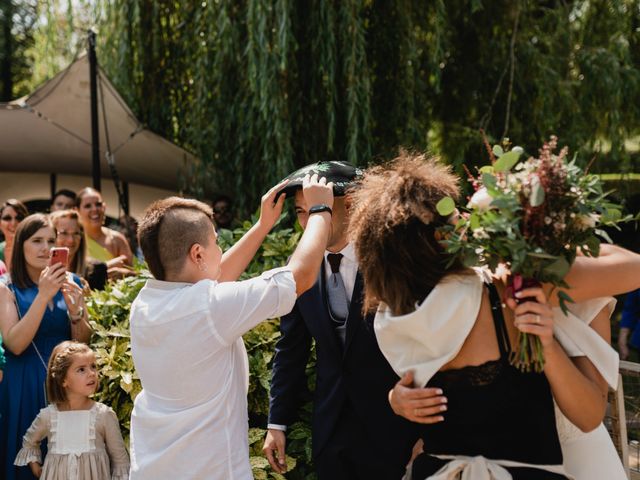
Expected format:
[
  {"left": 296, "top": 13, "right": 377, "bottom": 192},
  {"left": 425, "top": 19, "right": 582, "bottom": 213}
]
[
  {"left": 493, "top": 150, "right": 521, "bottom": 172},
  {"left": 594, "top": 229, "right": 613, "bottom": 244},
  {"left": 436, "top": 197, "right": 456, "bottom": 216},
  {"left": 469, "top": 212, "right": 481, "bottom": 230},
  {"left": 542, "top": 256, "right": 571, "bottom": 280},
  {"left": 492, "top": 145, "right": 504, "bottom": 157},
  {"left": 479, "top": 165, "right": 494, "bottom": 174},
  {"left": 557, "top": 290, "right": 575, "bottom": 316},
  {"left": 481, "top": 173, "right": 498, "bottom": 189}
]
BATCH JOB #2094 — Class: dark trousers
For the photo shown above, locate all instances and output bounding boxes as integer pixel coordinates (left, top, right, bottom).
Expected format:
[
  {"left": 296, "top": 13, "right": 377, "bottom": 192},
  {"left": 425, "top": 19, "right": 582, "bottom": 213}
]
[{"left": 314, "top": 401, "right": 409, "bottom": 480}]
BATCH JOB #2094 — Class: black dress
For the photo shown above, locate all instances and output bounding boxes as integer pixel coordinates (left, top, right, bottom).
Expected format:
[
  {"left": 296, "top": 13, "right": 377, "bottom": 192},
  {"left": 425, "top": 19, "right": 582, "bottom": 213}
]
[{"left": 412, "top": 283, "right": 567, "bottom": 480}]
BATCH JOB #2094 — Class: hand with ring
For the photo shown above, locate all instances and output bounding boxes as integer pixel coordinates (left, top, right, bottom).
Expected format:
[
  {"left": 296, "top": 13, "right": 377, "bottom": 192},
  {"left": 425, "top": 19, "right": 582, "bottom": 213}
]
[{"left": 505, "top": 287, "right": 555, "bottom": 349}]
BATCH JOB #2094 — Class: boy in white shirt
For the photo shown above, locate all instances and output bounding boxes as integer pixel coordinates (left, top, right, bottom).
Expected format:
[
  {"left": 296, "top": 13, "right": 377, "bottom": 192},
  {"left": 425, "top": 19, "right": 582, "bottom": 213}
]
[{"left": 129, "top": 175, "right": 333, "bottom": 479}]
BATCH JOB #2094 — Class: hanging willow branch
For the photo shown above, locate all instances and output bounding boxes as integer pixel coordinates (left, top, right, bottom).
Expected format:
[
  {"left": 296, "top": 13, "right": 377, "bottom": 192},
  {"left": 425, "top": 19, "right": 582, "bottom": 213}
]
[{"left": 22, "top": 0, "right": 640, "bottom": 215}]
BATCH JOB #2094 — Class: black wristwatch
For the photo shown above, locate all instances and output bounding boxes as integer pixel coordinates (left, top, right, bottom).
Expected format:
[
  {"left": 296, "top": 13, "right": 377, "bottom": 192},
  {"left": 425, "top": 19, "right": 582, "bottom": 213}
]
[{"left": 308, "top": 204, "right": 333, "bottom": 216}]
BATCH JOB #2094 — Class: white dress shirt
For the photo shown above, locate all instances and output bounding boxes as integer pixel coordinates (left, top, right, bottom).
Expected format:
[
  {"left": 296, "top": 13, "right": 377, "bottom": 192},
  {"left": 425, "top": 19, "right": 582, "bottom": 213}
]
[
  {"left": 129, "top": 267, "right": 296, "bottom": 480},
  {"left": 268, "top": 243, "right": 358, "bottom": 432}
]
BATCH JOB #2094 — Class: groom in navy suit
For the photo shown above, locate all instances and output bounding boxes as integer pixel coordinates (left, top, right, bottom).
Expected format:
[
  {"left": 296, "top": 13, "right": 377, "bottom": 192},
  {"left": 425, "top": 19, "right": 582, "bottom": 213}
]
[{"left": 263, "top": 162, "right": 418, "bottom": 479}]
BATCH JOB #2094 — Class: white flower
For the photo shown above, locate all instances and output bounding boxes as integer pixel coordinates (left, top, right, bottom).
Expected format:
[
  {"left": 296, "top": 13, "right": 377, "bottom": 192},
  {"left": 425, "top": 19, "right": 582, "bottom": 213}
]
[
  {"left": 576, "top": 213, "right": 599, "bottom": 230},
  {"left": 468, "top": 188, "right": 493, "bottom": 210},
  {"left": 472, "top": 227, "right": 490, "bottom": 240}
]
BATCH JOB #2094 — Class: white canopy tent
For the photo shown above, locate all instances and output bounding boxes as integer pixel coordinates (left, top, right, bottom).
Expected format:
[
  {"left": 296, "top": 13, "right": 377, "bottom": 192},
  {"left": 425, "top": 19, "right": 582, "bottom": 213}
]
[{"left": 0, "top": 53, "right": 197, "bottom": 218}]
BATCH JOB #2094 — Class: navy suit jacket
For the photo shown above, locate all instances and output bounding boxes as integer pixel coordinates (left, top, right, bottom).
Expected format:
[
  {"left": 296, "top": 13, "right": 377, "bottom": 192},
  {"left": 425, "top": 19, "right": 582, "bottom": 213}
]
[{"left": 268, "top": 267, "right": 418, "bottom": 462}]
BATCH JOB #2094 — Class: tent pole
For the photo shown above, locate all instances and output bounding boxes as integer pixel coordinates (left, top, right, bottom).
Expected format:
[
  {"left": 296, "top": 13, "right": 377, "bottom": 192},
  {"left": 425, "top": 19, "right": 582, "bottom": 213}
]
[
  {"left": 49, "top": 174, "right": 57, "bottom": 200},
  {"left": 123, "top": 182, "right": 130, "bottom": 216},
  {"left": 88, "top": 29, "right": 101, "bottom": 192}
]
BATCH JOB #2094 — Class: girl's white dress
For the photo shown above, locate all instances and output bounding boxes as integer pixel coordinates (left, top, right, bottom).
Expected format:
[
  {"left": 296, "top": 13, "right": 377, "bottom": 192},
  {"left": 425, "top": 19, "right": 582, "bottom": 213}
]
[{"left": 14, "top": 402, "right": 129, "bottom": 480}]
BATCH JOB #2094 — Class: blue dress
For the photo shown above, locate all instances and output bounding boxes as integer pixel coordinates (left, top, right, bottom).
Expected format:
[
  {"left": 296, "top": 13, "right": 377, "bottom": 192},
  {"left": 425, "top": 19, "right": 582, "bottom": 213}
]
[{"left": 0, "top": 274, "right": 80, "bottom": 480}]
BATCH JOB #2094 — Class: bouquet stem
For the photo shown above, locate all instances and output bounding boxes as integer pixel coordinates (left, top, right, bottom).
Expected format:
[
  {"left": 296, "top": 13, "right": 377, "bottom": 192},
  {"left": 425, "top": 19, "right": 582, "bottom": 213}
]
[{"left": 507, "top": 274, "right": 545, "bottom": 373}]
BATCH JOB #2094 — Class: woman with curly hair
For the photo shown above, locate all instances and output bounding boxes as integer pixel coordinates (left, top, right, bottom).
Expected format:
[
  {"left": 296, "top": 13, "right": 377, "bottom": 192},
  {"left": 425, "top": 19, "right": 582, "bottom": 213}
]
[{"left": 349, "top": 152, "right": 636, "bottom": 479}]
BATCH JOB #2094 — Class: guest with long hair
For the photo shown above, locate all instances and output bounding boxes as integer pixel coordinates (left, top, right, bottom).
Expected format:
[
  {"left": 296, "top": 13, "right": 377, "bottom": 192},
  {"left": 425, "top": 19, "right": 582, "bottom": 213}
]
[
  {"left": 0, "top": 199, "right": 29, "bottom": 270},
  {"left": 75, "top": 188, "right": 133, "bottom": 279},
  {"left": 0, "top": 214, "right": 91, "bottom": 480},
  {"left": 49, "top": 210, "right": 86, "bottom": 278}
]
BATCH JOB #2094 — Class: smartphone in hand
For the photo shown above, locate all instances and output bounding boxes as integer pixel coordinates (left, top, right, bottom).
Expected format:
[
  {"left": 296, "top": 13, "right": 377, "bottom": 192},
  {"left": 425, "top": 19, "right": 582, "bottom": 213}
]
[{"left": 49, "top": 247, "right": 69, "bottom": 269}]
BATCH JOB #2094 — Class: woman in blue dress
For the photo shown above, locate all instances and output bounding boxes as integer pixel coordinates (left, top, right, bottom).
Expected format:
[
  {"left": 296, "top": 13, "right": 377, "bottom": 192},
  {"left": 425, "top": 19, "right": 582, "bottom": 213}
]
[{"left": 0, "top": 213, "right": 91, "bottom": 480}]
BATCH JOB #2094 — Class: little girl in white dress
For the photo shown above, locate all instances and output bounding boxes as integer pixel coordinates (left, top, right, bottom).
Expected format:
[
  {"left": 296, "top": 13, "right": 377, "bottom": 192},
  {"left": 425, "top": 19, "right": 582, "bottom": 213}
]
[{"left": 14, "top": 341, "right": 129, "bottom": 480}]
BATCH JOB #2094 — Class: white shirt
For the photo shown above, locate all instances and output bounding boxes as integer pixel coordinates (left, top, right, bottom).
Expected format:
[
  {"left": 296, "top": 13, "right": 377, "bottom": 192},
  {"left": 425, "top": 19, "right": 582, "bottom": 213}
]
[
  {"left": 129, "top": 267, "right": 296, "bottom": 480},
  {"left": 268, "top": 243, "right": 358, "bottom": 432}
]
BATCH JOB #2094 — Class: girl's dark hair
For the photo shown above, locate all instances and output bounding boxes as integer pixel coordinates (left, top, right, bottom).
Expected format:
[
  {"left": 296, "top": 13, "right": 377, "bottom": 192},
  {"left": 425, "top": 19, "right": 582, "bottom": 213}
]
[
  {"left": 0, "top": 199, "right": 29, "bottom": 219},
  {"left": 46, "top": 341, "right": 95, "bottom": 405},
  {"left": 349, "top": 151, "right": 467, "bottom": 316},
  {"left": 10, "top": 214, "right": 54, "bottom": 289}
]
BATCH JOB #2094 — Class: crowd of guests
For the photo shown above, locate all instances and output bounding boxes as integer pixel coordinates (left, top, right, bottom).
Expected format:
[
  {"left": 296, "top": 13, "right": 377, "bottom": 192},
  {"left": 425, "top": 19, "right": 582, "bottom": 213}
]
[
  {"left": 0, "top": 160, "right": 638, "bottom": 480},
  {"left": 0, "top": 185, "right": 239, "bottom": 480}
]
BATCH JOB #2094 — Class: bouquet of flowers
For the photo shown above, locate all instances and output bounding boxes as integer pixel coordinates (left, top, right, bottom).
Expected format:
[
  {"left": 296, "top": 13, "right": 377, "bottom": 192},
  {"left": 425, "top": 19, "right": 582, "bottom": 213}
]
[{"left": 436, "top": 136, "right": 626, "bottom": 372}]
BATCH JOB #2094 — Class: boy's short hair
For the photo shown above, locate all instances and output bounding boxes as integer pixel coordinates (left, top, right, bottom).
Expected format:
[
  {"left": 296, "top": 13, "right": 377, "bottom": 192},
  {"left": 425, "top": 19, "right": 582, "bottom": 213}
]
[{"left": 138, "top": 197, "right": 215, "bottom": 280}]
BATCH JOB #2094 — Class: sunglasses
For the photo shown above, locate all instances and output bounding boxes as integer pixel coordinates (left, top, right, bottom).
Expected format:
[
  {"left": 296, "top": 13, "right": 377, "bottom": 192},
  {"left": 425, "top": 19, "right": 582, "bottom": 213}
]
[{"left": 1, "top": 215, "right": 24, "bottom": 222}]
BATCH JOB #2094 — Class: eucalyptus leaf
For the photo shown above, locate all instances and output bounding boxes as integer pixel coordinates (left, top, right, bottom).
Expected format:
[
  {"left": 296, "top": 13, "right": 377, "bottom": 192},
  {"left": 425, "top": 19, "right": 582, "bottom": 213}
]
[
  {"left": 436, "top": 197, "right": 456, "bottom": 216},
  {"left": 493, "top": 151, "right": 521, "bottom": 172},
  {"left": 481, "top": 173, "right": 498, "bottom": 189}
]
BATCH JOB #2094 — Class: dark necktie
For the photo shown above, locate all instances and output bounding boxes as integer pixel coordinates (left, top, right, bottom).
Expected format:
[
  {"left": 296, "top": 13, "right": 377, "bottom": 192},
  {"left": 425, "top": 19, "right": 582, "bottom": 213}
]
[{"left": 326, "top": 253, "right": 349, "bottom": 344}]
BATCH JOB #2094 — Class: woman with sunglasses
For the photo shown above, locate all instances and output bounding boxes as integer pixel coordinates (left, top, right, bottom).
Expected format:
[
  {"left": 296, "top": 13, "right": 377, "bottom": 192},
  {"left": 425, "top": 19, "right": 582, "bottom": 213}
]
[
  {"left": 75, "top": 188, "right": 134, "bottom": 280},
  {"left": 0, "top": 200, "right": 29, "bottom": 270},
  {"left": 0, "top": 214, "right": 92, "bottom": 480}
]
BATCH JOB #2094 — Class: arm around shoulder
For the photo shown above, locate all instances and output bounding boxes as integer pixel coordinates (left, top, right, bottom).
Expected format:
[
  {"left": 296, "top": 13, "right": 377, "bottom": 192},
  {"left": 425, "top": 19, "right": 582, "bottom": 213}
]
[{"left": 558, "top": 244, "right": 640, "bottom": 304}]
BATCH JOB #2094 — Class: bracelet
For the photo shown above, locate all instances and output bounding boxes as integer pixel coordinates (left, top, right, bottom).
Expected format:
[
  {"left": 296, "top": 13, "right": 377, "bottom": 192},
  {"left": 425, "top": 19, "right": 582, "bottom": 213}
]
[
  {"left": 69, "top": 306, "right": 84, "bottom": 321},
  {"left": 308, "top": 204, "right": 332, "bottom": 216}
]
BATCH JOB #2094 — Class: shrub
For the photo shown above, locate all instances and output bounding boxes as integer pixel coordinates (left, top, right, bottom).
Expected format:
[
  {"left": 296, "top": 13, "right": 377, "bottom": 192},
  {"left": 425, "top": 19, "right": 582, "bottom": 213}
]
[{"left": 88, "top": 217, "right": 317, "bottom": 478}]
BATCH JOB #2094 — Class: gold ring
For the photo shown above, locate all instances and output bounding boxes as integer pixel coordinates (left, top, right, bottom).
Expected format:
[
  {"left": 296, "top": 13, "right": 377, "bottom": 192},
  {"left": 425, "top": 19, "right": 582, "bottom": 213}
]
[
  {"left": 414, "top": 408, "right": 420, "bottom": 416},
  {"left": 535, "top": 315, "right": 541, "bottom": 324}
]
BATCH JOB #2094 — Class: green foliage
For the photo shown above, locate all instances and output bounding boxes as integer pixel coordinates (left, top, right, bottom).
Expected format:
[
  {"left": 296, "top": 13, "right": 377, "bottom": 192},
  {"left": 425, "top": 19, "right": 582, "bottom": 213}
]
[
  {"left": 87, "top": 219, "right": 317, "bottom": 478},
  {"left": 87, "top": 272, "right": 147, "bottom": 446},
  {"left": 17, "top": 1, "right": 640, "bottom": 215},
  {"left": 0, "top": 1, "right": 37, "bottom": 100}
]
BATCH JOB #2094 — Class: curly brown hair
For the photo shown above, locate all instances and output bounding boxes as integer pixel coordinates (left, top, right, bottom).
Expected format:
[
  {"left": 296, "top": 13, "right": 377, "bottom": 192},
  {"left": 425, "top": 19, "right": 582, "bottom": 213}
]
[{"left": 349, "top": 151, "right": 467, "bottom": 316}]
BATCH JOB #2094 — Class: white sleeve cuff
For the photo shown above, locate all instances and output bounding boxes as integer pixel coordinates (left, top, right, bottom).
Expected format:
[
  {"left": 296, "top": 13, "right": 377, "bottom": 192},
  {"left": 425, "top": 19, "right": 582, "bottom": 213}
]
[{"left": 267, "top": 423, "right": 287, "bottom": 432}]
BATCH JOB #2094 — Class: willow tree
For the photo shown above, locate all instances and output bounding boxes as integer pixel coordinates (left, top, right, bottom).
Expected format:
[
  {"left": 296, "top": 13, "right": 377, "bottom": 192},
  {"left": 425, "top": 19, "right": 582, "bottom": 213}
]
[{"left": 21, "top": 0, "right": 640, "bottom": 214}]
